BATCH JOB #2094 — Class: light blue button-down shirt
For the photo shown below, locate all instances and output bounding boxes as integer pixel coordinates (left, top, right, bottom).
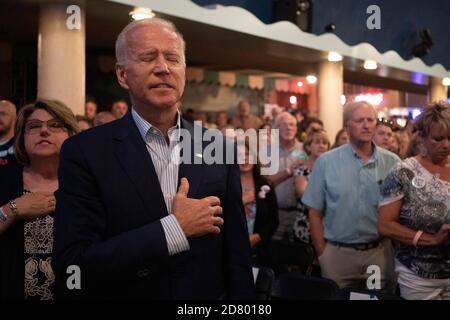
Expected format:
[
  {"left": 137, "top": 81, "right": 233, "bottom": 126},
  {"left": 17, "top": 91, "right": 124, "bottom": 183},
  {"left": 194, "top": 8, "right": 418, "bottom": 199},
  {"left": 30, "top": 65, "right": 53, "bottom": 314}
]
[
  {"left": 132, "top": 108, "right": 189, "bottom": 255},
  {"left": 302, "top": 143, "right": 400, "bottom": 243}
]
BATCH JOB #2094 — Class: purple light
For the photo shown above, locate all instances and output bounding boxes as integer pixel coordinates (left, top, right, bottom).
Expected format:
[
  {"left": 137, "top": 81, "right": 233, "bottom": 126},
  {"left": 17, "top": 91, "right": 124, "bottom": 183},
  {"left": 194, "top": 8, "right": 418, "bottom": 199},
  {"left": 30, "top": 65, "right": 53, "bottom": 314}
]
[{"left": 411, "top": 72, "right": 425, "bottom": 85}]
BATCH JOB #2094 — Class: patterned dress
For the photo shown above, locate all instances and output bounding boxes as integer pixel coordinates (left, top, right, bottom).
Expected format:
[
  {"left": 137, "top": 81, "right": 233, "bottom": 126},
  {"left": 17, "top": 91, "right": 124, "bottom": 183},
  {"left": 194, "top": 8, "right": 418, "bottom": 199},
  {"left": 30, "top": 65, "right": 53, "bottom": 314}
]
[
  {"left": 23, "top": 191, "right": 55, "bottom": 300},
  {"left": 289, "top": 164, "right": 312, "bottom": 243},
  {"left": 380, "top": 157, "right": 450, "bottom": 279}
]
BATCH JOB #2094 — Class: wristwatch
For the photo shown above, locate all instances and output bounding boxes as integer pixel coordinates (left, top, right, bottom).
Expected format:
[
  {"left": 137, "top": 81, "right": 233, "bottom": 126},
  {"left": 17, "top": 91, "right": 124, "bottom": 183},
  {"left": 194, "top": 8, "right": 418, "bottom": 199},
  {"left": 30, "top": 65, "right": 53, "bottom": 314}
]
[{"left": 9, "top": 200, "right": 19, "bottom": 218}]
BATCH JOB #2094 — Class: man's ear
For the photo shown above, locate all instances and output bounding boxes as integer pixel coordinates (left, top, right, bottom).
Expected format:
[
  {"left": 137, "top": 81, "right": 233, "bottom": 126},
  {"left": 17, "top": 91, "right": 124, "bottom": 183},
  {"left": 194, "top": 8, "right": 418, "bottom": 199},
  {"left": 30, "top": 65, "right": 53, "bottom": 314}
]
[{"left": 116, "top": 64, "right": 129, "bottom": 90}]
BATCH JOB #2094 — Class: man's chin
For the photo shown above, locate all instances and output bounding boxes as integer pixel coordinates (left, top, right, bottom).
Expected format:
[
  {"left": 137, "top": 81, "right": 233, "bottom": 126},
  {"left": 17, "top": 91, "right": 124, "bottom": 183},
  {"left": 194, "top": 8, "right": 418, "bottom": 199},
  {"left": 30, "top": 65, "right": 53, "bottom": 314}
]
[
  {"left": 145, "top": 98, "right": 179, "bottom": 110},
  {"left": 355, "top": 137, "right": 373, "bottom": 143}
]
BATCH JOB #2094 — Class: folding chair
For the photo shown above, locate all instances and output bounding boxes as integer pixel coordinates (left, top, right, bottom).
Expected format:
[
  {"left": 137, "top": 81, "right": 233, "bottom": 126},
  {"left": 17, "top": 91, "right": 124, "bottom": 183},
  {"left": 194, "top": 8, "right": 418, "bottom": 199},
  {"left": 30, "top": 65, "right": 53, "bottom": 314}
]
[
  {"left": 252, "top": 265, "right": 275, "bottom": 300},
  {"left": 336, "top": 288, "right": 404, "bottom": 300},
  {"left": 270, "top": 240, "right": 315, "bottom": 276},
  {"left": 271, "top": 273, "right": 339, "bottom": 300}
]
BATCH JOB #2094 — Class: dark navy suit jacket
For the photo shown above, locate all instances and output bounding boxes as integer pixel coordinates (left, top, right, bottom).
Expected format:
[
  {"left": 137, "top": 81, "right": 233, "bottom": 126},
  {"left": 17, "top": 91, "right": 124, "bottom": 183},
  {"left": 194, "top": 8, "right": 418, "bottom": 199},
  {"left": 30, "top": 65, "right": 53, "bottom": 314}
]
[{"left": 52, "top": 112, "right": 255, "bottom": 299}]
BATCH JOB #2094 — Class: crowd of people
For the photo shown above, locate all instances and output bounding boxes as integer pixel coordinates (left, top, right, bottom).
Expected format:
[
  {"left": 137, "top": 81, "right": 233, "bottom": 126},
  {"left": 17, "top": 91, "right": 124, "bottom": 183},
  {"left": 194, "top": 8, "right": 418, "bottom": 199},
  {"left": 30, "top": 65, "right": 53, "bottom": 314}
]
[{"left": 0, "top": 17, "right": 449, "bottom": 300}]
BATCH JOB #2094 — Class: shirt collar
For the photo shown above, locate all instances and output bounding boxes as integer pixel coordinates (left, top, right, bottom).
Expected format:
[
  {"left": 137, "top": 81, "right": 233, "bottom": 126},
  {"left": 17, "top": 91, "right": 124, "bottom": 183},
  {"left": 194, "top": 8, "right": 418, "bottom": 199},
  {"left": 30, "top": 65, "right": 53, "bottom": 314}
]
[
  {"left": 0, "top": 137, "right": 12, "bottom": 146},
  {"left": 281, "top": 139, "right": 302, "bottom": 152},
  {"left": 131, "top": 107, "right": 181, "bottom": 142},
  {"left": 348, "top": 142, "right": 378, "bottom": 163}
]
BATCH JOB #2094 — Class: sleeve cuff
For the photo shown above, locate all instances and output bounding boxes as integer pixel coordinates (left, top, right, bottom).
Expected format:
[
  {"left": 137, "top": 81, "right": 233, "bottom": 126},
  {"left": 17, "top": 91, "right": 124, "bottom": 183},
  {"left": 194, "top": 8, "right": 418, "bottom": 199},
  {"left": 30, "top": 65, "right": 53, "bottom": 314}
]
[
  {"left": 301, "top": 198, "right": 323, "bottom": 212},
  {"left": 379, "top": 194, "right": 404, "bottom": 208},
  {"left": 161, "top": 214, "right": 190, "bottom": 255}
]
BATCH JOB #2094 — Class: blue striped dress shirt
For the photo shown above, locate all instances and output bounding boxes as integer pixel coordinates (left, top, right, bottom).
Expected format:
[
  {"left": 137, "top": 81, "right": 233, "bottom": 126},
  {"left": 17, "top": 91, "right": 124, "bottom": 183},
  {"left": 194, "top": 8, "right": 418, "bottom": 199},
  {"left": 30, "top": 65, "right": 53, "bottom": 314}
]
[{"left": 132, "top": 108, "right": 190, "bottom": 255}]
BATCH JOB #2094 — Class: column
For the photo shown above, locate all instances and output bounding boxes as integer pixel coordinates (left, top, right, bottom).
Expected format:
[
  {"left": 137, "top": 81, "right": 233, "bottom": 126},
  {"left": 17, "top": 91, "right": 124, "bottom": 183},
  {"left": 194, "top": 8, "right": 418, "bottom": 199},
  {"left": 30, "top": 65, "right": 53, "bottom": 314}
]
[
  {"left": 37, "top": 2, "right": 85, "bottom": 115},
  {"left": 429, "top": 77, "right": 448, "bottom": 103},
  {"left": 317, "top": 60, "right": 344, "bottom": 142}
]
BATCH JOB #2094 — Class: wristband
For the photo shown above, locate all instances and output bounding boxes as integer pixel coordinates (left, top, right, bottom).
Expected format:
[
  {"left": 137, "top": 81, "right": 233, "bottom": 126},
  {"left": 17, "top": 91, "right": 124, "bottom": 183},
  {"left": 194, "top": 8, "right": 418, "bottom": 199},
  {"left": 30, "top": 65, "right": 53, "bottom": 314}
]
[
  {"left": 412, "top": 230, "right": 423, "bottom": 247},
  {"left": 0, "top": 206, "right": 7, "bottom": 222}
]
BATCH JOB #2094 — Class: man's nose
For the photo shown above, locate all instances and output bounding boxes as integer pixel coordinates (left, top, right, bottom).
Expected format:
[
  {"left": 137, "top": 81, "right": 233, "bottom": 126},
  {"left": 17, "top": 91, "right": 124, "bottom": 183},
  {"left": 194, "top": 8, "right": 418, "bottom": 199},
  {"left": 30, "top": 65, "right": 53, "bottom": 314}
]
[
  {"left": 362, "top": 119, "right": 371, "bottom": 127},
  {"left": 153, "top": 56, "right": 170, "bottom": 74}
]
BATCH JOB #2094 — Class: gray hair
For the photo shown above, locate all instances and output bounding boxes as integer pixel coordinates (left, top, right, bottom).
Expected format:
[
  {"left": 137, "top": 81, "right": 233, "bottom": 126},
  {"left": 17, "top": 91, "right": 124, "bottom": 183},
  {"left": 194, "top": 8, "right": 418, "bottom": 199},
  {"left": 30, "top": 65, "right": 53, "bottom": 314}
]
[
  {"left": 343, "top": 101, "right": 376, "bottom": 126},
  {"left": 115, "top": 18, "right": 186, "bottom": 65},
  {"left": 273, "top": 112, "right": 297, "bottom": 128}
]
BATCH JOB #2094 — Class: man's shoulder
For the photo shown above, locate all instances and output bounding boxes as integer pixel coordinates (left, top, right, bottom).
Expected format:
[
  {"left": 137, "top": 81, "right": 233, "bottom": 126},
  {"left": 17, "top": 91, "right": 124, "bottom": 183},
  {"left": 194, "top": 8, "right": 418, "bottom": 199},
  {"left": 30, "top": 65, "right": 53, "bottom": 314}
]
[
  {"left": 376, "top": 146, "right": 401, "bottom": 163},
  {"left": 319, "top": 144, "right": 348, "bottom": 162},
  {"left": 0, "top": 137, "right": 14, "bottom": 150},
  {"left": 251, "top": 114, "right": 263, "bottom": 125}
]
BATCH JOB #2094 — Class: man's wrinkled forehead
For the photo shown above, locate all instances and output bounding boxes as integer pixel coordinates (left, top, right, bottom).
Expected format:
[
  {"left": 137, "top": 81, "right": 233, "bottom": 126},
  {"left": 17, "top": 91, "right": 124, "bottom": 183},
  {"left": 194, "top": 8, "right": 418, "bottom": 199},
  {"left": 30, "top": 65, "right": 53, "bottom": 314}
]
[
  {"left": 350, "top": 105, "right": 376, "bottom": 119},
  {"left": 279, "top": 116, "right": 296, "bottom": 126},
  {"left": 127, "top": 23, "right": 182, "bottom": 50}
]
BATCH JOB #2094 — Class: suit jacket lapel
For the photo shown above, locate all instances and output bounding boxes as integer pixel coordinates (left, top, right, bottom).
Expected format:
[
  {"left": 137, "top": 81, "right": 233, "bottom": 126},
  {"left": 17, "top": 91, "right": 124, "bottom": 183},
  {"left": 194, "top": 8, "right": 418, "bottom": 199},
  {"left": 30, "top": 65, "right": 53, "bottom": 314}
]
[{"left": 113, "top": 113, "right": 168, "bottom": 219}]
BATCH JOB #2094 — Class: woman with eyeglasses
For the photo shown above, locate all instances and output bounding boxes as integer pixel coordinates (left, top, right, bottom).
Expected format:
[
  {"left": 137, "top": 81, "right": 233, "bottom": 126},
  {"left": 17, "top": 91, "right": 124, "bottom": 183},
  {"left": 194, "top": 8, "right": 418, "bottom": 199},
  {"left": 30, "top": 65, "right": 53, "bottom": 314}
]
[
  {"left": 0, "top": 100, "right": 78, "bottom": 300},
  {"left": 379, "top": 101, "right": 450, "bottom": 300}
]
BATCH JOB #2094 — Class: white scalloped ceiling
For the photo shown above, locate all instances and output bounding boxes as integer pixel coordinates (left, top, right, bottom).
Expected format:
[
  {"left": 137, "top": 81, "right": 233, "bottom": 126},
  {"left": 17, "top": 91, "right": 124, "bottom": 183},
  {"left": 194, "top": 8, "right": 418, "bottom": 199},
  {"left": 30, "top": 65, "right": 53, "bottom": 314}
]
[{"left": 112, "top": 0, "right": 450, "bottom": 79}]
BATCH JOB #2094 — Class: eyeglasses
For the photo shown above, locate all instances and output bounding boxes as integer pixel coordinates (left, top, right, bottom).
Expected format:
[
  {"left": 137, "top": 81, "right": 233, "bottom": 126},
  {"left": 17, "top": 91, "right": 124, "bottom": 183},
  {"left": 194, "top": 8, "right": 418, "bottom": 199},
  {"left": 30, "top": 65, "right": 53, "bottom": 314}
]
[{"left": 24, "top": 119, "right": 66, "bottom": 135}]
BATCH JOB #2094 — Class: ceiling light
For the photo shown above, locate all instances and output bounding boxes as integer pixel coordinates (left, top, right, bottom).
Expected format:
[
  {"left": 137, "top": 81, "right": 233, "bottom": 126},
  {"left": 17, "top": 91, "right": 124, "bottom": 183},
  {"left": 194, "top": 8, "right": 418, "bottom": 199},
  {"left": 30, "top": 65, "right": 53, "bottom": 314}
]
[
  {"left": 354, "top": 93, "right": 383, "bottom": 106},
  {"left": 328, "top": 51, "right": 343, "bottom": 62},
  {"left": 289, "top": 96, "right": 297, "bottom": 104},
  {"left": 130, "top": 7, "right": 155, "bottom": 20},
  {"left": 306, "top": 75, "right": 317, "bottom": 84},
  {"left": 363, "top": 60, "right": 377, "bottom": 70}
]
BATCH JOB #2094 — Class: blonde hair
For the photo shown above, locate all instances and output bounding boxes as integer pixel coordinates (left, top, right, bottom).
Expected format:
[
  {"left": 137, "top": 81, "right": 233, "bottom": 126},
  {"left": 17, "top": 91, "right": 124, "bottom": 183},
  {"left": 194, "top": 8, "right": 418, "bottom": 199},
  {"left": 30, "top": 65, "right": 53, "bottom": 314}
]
[
  {"left": 14, "top": 99, "right": 78, "bottom": 165},
  {"left": 303, "top": 129, "right": 330, "bottom": 155},
  {"left": 414, "top": 101, "right": 450, "bottom": 139}
]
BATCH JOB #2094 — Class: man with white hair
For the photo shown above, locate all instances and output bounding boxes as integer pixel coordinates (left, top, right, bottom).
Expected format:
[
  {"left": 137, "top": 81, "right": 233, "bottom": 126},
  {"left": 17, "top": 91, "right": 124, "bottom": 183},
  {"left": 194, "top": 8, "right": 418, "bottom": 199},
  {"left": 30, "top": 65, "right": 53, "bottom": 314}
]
[
  {"left": 266, "top": 112, "right": 303, "bottom": 241},
  {"left": 303, "top": 101, "right": 400, "bottom": 292},
  {"left": 0, "top": 100, "right": 17, "bottom": 167},
  {"left": 53, "top": 17, "right": 254, "bottom": 300}
]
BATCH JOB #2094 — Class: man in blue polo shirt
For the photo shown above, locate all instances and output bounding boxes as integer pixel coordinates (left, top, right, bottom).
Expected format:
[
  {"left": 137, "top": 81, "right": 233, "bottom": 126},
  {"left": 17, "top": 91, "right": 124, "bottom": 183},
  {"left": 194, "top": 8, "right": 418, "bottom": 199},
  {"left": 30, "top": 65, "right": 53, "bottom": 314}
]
[{"left": 303, "top": 101, "right": 399, "bottom": 292}]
